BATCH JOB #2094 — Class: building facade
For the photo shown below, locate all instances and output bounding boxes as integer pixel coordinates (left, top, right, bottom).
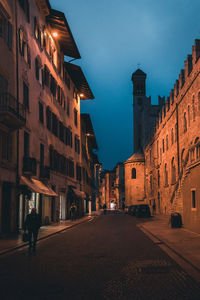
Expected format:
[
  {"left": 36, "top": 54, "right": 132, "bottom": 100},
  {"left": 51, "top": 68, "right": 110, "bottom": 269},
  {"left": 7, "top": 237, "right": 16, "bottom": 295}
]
[
  {"left": 114, "top": 163, "right": 125, "bottom": 209},
  {"left": 125, "top": 39, "right": 200, "bottom": 233},
  {"left": 0, "top": 0, "right": 96, "bottom": 234}
]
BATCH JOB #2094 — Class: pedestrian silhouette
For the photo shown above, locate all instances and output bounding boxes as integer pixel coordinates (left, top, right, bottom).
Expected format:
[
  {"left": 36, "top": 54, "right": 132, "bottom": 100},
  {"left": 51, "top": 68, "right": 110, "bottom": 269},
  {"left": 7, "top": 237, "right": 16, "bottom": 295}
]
[
  {"left": 70, "top": 203, "right": 77, "bottom": 221},
  {"left": 24, "top": 208, "right": 41, "bottom": 254}
]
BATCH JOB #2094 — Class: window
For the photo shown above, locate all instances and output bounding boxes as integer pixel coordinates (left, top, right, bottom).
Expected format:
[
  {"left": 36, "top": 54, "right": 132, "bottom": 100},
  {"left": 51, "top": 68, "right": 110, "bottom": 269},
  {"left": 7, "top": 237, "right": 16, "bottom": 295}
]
[
  {"left": 44, "top": 65, "right": 50, "bottom": 87},
  {"left": 59, "top": 122, "right": 64, "bottom": 142},
  {"left": 50, "top": 75, "right": 57, "bottom": 97},
  {"left": 164, "top": 163, "right": 168, "bottom": 186},
  {"left": 76, "top": 164, "right": 82, "bottom": 181},
  {"left": 162, "top": 139, "right": 165, "bottom": 153},
  {"left": 52, "top": 113, "right": 58, "bottom": 136},
  {"left": 1, "top": 132, "right": 12, "bottom": 161},
  {"left": 166, "top": 135, "right": 168, "bottom": 150},
  {"left": 192, "top": 96, "right": 195, "bottom": 121},
  {"left": 40, "top": 143, "right": 44, "bottom": 167},
  {"left": 171, "top": 128, "right": 174, "bottom": 145},
  {"left": 157, "top": 169, "right": 160, "bottom": 187},
  {"left": 171, "top": 157, "right": 176, "bottom": 184},
  {"left": 183, "top": 112, "right": 187, "bottom": 133},
  {"left": 46, "top": 107, "right": 52, "bottom": 130},
  {"left": 131, "top": 168, "right": 136, "bottom": 179},
  {"left": 34, "top": 17, "right": 42, "bottom": 47},
  {"left": 66, "top": 127, "right": 73, "bottom": 147},
  {"left": 18, "top": 0, "right": 30, "bottom": 22},
  {"left": 150, "top": 175, "right": 153, "bottom": 191},
  {"left": 19, "top": 28, "right": 31, "bottom": 67},
  {"left": 75, "top": 136, "right": 80, "bottom": 154},
  {"left": 39, "top": 102, "right": 44, "bottom": 123},
  {"left": 24, "top": 131, "right": 29, "bottom": 157},
  {"left": 0, "top": 11, "right": 13, "bottom": 49},
  {"left": 191, "top": 190, "right": 196, "bottom": 209},
  {"left": 74, "top": 108, "right": 78, "bottom": 127},
  {"left": 23, "top": 81, "right": 29, "bottom": 109},
  {"left": 188, "top": 105, "right": 190, "bottom": 127},
  {"left": 35, "top": 57, "right": 43, "bottom": 85}
]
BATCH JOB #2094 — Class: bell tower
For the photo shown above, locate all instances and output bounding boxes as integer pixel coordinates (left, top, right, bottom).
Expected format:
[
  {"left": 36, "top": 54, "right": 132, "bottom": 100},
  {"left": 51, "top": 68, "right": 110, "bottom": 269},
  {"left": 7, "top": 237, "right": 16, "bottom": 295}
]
[{"left": 131, "top": 69, "right": 147, "bottom": 153}]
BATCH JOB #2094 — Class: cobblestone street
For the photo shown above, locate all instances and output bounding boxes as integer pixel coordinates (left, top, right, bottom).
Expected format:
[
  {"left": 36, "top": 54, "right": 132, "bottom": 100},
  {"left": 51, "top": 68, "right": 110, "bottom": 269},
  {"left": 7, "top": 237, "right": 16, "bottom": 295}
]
[{"left": 1, "top": 214, "right": 200, "bottom": 300}]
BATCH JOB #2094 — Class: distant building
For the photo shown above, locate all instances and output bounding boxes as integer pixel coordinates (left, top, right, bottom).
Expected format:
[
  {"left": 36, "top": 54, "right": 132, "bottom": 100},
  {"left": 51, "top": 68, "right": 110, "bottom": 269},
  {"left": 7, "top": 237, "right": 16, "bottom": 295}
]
[{"left": 114, "top": 163, "right": 125, "bottom": 209}]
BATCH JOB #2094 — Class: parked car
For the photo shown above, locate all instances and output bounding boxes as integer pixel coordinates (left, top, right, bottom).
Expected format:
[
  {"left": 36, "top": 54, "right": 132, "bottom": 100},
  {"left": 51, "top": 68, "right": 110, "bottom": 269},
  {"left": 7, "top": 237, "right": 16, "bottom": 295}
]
[
  {"left": 135, "top": 204, "right": 151, "bottom": 218},
  {"left": 127, "top": 205, "right": 138, "bottom": 216}
]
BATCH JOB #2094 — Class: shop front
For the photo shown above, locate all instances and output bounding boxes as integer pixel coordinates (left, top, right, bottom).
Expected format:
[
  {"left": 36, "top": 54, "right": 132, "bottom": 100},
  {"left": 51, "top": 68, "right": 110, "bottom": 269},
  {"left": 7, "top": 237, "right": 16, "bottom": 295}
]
[
  {"left": 18, "top": 176, "right": 57, "bottom": 229},
  {"left": 67, "top": 186, "right": 86, "bottom": 218}
]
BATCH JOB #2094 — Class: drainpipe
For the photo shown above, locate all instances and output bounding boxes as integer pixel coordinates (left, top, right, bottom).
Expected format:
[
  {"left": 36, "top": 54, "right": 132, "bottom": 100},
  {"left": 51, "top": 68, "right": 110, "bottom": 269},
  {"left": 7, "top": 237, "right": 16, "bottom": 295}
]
[{"left": 15, "top": 0, "right": 20, "bottom": 232}]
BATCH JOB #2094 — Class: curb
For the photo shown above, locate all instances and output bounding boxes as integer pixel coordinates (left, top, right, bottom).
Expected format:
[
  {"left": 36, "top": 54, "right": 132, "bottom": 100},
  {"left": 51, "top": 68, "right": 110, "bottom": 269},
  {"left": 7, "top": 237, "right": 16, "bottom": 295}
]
[
  {"left": 138, "top": 223, "right": 200, "bottom": 274},
  {"left": 0, "top": 216, "right": 94, "bottom": 256}
]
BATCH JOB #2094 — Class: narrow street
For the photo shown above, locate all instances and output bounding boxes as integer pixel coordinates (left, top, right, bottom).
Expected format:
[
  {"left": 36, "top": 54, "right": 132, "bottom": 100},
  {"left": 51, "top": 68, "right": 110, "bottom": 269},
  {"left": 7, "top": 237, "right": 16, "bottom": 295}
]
[{"left": 1, "top": 213, "right": 200, "bottom": 300}]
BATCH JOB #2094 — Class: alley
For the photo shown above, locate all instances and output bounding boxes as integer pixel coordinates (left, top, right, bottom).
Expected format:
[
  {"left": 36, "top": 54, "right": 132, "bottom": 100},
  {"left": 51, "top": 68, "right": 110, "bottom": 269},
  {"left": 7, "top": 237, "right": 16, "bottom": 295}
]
[{"left": 1, "top": 213, "right": 200, "bottom": 300}]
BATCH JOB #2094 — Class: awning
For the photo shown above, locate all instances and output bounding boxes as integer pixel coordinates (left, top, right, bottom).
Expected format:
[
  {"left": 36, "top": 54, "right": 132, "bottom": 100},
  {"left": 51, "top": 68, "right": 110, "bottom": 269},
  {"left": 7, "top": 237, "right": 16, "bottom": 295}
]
[
  {"left": 46, "top": 9, "right": 81, "bottom": 59},
  {"left": 64, "top": 62, "right": 94, "bottom": 100},
  {"left": 68, "top": 186, "right": 86, "bottom": 199},
  {"left": 20, "top": 176, "right": 57, "bottom": 196}
]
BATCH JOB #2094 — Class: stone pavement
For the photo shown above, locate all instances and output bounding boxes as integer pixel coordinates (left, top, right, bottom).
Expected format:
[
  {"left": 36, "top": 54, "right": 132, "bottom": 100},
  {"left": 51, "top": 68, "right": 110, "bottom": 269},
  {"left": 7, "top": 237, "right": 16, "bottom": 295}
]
[
  {"left": 138, "top": 214, "right": 200, "bottom": 275},
  {"left": 0, "top": 214, "right": 96, "bottom": 256}
]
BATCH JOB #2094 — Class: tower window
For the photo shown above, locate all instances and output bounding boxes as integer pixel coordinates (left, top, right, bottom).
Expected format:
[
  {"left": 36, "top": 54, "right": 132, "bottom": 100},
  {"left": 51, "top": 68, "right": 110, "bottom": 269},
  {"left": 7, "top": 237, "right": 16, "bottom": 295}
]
[{"left": 131, "top": 168, "right": 136, "bottom": 179}]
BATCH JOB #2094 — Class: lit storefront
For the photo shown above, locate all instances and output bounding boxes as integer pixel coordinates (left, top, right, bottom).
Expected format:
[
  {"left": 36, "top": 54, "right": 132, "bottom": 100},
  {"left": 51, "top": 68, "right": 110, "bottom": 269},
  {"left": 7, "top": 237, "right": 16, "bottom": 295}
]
[{"left": 18, "top": 176, "right": 57, "bottom": 229}]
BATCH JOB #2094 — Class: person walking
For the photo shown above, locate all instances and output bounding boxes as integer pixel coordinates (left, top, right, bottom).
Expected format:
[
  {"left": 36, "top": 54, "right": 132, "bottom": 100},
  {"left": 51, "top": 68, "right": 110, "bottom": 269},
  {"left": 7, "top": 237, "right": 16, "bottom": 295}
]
[
  {"left": 70, "top": 203, "right": 77, "bottom": 221},
  {"left": 24, "top": 208, "right": 41, "bottom": 254},
  {"left": 103, "top": 203, "right": 107, "bottom": 215}
]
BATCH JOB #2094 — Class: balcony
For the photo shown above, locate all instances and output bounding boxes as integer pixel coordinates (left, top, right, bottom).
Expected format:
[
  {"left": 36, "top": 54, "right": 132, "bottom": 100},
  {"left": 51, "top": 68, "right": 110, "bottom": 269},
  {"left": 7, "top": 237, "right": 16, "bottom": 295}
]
[
  {"left": 0, "top": 93, "right": 26, "bottom": 129},
  {"left": 23, "top": 157, "right": 37, "bottom": 176},
  {"left": 40, "top": 166, "right": 50, "bottom": 179}
]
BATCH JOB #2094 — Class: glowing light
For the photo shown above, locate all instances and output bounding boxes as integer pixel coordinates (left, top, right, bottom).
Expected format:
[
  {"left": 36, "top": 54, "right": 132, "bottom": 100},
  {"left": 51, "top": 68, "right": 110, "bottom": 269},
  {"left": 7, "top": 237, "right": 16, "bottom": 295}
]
[
  {"left": 52, "top": 32, "right": 58, "bottom": 38},
  {"left": 80, "top": 93, "right": 84, "bottom": 98}
]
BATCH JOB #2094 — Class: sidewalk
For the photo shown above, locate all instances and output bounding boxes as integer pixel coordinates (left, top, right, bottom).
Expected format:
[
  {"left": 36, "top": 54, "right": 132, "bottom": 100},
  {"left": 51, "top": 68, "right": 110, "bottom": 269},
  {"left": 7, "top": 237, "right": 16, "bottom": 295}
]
[
  {"left": 139, "top": 215, "right": 200, "bottom": 272},
  {"left": 0, "top": 215, "right": 95, "bottom": 256}
]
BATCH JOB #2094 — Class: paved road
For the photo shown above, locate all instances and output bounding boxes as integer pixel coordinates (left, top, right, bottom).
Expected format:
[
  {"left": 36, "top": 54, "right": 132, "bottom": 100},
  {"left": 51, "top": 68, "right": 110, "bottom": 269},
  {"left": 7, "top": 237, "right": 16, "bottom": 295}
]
[{"left": 1, "top": 213, "right": 200, "bottom": 300}]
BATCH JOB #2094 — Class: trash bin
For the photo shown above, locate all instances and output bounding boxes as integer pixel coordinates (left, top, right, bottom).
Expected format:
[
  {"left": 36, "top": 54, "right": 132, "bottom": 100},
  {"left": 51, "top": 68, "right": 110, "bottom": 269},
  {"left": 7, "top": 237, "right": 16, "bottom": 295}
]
[{"left": 171, "top": 212, "right": 182, "bottom": 228}]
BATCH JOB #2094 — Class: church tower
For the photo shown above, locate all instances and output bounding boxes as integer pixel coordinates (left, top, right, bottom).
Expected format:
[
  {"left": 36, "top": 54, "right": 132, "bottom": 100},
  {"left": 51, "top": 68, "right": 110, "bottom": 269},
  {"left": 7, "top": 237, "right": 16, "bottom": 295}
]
[{"left": 131, "top": 69, "right": 147, "bottom": 153}]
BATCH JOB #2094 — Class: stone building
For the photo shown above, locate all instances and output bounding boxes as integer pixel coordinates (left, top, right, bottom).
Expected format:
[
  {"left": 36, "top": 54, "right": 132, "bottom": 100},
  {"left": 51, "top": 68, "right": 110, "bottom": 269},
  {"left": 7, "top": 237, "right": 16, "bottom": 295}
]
[
  {"left": 81, "top": 113, "right": 101, "bottom": 214},
  {"left": 125, "top": 39, "right": 200, "bottom": 233},
  {"left": 114, "top": 162, "right": 125, "bottom": 209},
  {"left": 0, "top": 0, "right": 96, "bottom": 234},
  {"left": 0, "top": 0, "right": 26, "bottom": 234}
]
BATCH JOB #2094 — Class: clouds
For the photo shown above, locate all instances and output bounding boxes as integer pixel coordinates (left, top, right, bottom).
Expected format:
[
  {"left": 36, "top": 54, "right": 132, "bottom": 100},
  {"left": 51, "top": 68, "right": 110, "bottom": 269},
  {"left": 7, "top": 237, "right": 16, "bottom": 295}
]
[{"left": 51, "top": 0, "right": 200, "bottom": 169}]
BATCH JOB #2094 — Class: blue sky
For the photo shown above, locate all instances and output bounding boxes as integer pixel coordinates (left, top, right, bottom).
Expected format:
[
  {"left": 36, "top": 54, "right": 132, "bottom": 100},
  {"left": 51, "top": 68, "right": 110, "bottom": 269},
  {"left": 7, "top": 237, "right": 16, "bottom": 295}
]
[{"left": 51, "top": 0, "right": 200, "bottom": 170}]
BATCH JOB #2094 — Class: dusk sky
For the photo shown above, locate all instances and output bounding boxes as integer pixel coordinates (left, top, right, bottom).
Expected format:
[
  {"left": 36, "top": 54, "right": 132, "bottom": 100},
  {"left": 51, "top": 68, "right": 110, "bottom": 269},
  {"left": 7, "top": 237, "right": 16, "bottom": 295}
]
[{"left": 51, "top": 0, "right": 200, "bottom": 170}]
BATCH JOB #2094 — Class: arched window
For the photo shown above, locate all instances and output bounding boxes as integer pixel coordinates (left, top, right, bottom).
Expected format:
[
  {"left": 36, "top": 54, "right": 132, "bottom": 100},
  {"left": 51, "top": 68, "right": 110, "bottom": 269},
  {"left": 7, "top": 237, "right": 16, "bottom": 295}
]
[
  {"left": 164, "top": 163, "right": 168, "bottom": 186},
  {"left": 181, "top": 149, "right": 185, "bottom": 167},
  {"left": 188, "top": 105, "right": 190, "bottom": 127},
  {"left": 192, "top": 96, "right": 196, "bottom": 121},
  {"left": 183, "top": 112, "right": 187, "bottom": 133},
  {"left": 157, "top": 169, "right": 160, "bottom": 187},
  {"left": 171, "top": 128, "right": 174, "bottom": 145},
  {"left": 171, "top": 157, "right": 176, "bottom": 184},
  {"left": 131, "top": 168, "right": 136, "bottom": 179}
]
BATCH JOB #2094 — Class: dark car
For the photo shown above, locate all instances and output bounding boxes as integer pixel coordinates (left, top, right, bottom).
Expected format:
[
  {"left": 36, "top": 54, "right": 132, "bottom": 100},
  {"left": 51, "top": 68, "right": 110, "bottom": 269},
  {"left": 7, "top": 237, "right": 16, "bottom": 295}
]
[
  {"left": 127, "top": 205, "right": 138, "bottom": 216},
  {"left": 135, "top": 204, "right": 151, "bottom": 218}
]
